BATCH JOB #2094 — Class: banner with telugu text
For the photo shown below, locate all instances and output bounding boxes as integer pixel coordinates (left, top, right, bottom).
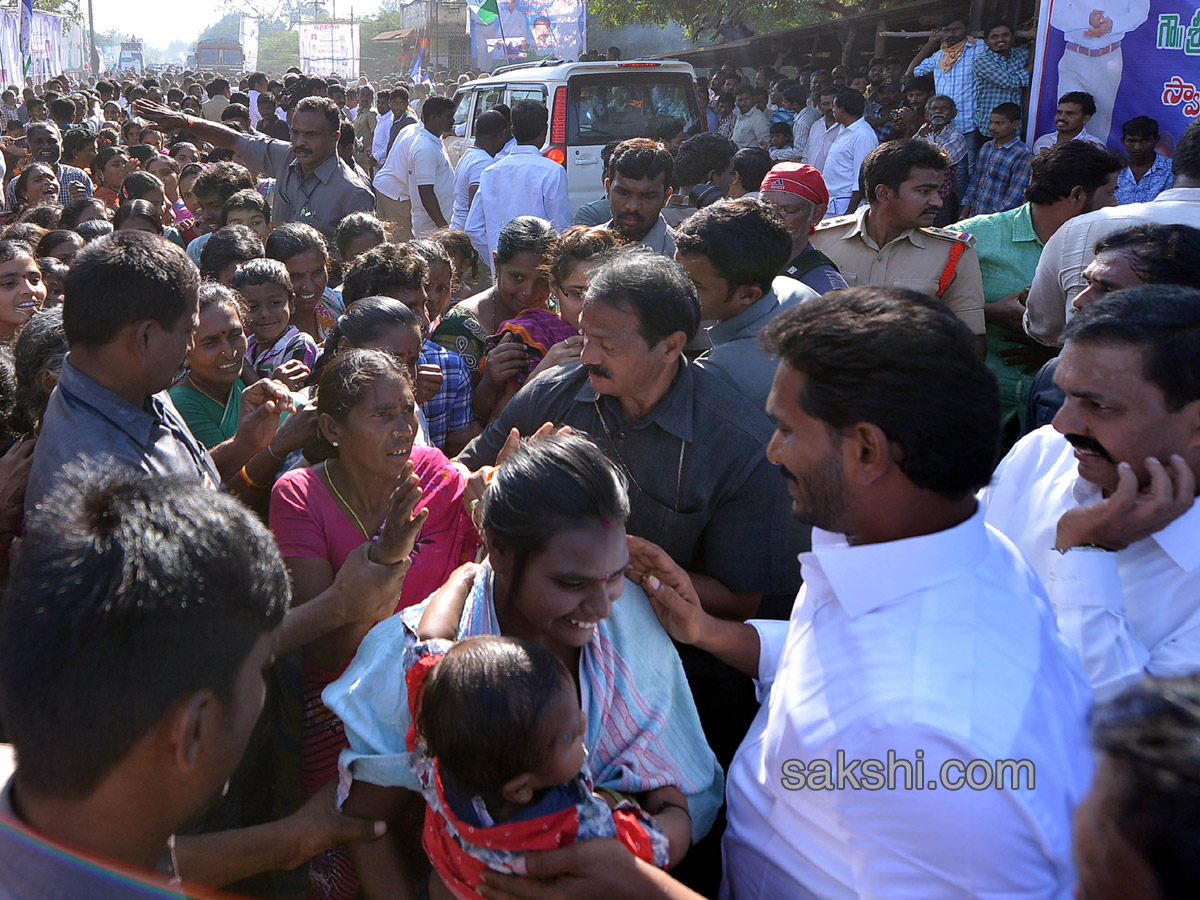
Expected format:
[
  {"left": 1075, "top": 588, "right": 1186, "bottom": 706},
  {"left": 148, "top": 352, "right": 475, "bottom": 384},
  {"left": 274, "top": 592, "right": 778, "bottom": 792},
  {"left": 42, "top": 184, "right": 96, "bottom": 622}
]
[
  {"left": 1029, "top": 0, "right": 1200, "bottom": 155},
  {"left": 240, "top": 17, "right": 260, "bottom": 71},
  {"left": 470, "top": 0, "right": 586, "bottom": 71},
  {"left": 298, "top": 23, "right": 360, "bottom": 79}
]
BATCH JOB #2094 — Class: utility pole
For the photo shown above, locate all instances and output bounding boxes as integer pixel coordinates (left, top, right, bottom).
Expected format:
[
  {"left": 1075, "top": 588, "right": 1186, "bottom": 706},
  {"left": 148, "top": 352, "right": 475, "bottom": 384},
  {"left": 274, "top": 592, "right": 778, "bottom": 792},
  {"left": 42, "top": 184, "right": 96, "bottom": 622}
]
[{"left": 87, "top": 0, "right": 98, "bottom": 77}]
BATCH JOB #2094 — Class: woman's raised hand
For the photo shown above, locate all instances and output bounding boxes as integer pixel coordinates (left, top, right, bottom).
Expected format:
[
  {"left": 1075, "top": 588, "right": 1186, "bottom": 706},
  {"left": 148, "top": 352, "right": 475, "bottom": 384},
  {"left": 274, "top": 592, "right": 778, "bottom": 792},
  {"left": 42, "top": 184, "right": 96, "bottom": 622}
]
[{"left": 370, "top": 461, "right": 430, "bottom": 566}]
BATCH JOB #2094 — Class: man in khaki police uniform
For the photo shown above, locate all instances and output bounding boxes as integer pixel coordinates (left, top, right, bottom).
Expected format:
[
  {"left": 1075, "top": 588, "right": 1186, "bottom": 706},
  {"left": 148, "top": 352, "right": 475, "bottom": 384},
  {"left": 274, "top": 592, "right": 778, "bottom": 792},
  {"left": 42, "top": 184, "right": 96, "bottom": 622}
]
[{"left": 810, "top": 139, "right": 986, "bottom": 350}]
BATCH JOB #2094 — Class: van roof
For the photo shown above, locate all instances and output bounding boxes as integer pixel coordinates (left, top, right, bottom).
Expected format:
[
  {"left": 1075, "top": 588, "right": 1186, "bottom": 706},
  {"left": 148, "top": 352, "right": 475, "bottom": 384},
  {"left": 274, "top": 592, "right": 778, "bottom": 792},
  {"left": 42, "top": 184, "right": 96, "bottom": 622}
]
[{"left": 461, "top": 59, "right": 695, "bottom": 87}]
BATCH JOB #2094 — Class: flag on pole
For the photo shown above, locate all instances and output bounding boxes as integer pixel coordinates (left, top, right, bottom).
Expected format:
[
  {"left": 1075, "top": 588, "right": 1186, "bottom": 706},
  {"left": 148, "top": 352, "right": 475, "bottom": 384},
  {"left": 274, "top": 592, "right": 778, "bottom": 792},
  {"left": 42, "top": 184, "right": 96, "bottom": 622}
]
[
  {"left": 19, "top": 0, "right": 34, "bottom": 78},
  {"left": 409, "top": 47, "right": 424, "bottom": 81},
  {"left": 468, "top": 0, "right": 499, "bottom": 25}
]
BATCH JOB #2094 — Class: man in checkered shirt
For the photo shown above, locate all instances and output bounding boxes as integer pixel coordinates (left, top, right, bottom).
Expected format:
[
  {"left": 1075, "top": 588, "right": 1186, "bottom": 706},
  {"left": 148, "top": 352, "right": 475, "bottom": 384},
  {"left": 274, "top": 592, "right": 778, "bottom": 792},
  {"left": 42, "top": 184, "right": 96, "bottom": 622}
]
[{"left": 3, "top": 121, "right": 92, "bottom": 209}]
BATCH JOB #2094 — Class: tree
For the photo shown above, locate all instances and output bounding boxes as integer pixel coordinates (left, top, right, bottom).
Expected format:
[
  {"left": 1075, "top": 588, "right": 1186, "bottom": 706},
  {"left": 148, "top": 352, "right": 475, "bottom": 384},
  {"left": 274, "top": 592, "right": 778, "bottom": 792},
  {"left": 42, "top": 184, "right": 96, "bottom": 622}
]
[
  {"left": 257, "top": 28, "right": 300, "bottom": 71},
  {"left": 588, "top": 0, "right": 862, "bottom": 41},
  {"left": 219, "top": 0, "right": 328, "bottom": 30},
  {"left": 33, "top": 0, "right": 82, "bottom": 26}
]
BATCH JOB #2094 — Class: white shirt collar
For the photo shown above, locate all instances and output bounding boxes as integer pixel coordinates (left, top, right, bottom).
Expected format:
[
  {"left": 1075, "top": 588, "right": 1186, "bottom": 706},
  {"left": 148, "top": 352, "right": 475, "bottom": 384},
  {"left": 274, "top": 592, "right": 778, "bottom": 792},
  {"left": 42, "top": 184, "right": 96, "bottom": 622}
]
[{"left": 802, "top": 503, "right": 988, "bottom": 619}]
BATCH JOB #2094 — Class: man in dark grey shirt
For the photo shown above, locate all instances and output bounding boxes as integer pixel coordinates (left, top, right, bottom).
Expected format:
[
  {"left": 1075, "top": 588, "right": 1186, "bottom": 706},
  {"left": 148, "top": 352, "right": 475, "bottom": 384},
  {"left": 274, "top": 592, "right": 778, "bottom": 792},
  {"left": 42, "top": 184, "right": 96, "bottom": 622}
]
[
  {"left": 135, "top": 96, "right": 374, "bottom": 236},
  {"left": 26, "top": 233, "right": 219, "bottom": 514},
  {"left": 459, "top": 253, "right": 804, "bottom": 616}
]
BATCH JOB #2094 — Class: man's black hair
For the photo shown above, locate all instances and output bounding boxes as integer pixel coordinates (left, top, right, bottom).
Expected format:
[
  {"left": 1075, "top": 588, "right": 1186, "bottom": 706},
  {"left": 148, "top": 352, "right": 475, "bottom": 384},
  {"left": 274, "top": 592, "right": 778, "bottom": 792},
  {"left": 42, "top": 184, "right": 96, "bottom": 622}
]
[
  {"left": 608, "top": 137, "right": 674, "bottom": 187},
  {"left": 510, "top": 99, "right": 549, "bottom": 143},
  {"left": 1121, "top": 116, "right": 1160, "bottom": 140},
  {"left": 192, "top": 161, "right": 255, "bottom": 204},
  {"left": 1059, "top": 91, "right": 1097, "bottom": 117},
  {"left": 731, "top": 147, "right": 773, "bottom": 193},
  {"left": 675, "top": 198, "right": 792, "bottom": 293},
  {"left": 62, "top": 232, "right": 199, "bottom": 347},
  {"left": 0, "top": 470, "right": 288, "bottom": 798},
  {"left": 199, "top": 224, "right": 265, "bottom": 279},
  {"left": 833, "top": 90, "right": 865, "bottom": 118},
  {"left": 860, "top": 139, "right": 948, "bottom": 202},
  {"left": 760, "top": 286, "right": 1001, "bottom": 498},
  {"left": 1090, "top": 675, "right": 1200, "bottom": 900},
  {"left": 1025, "top": 141, "right": 1121, "bottom": 205},
  {"left": 585, "top": 252, "right": 701, "bottom": 344}
]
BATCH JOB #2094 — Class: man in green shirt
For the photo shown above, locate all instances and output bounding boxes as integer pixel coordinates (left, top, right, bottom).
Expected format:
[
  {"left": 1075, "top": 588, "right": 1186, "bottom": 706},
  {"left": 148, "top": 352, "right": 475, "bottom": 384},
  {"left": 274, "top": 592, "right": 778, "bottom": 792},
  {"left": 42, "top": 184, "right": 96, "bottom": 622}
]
[{"left": 948, "top": 140, "right": 1119, "bottom": 432}]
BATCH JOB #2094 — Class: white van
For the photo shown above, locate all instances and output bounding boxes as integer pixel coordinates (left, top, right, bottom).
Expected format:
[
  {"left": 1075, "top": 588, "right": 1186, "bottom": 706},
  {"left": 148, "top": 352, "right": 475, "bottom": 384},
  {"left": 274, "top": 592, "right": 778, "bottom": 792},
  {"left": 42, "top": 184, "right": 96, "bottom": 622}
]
[{"left": 447, "top": 59, "right": 704, "bottom": 212}]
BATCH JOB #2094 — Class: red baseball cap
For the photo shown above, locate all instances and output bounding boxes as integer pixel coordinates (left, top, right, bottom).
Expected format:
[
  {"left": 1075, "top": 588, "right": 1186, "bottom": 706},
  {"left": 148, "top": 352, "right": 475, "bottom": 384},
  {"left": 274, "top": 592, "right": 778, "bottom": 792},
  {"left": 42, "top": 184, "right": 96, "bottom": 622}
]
[{"left": 760, "top": 162, "right": 830, "bottom": 206}]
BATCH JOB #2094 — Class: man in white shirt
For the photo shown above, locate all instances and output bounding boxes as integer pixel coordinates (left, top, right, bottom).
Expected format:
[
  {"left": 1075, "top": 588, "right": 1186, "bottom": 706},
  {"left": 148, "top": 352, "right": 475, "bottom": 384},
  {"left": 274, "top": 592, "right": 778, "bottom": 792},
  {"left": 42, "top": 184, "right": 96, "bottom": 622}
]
[
  {"left": 1024, "top": 119, "right": 1200, "bottom": 345},
  {"left": 1032, "top": 91, "right": 1110, "bottom": 154},
  {"left": 247, "top": 72, "right": 268, "bottom": 128},
  {"left": 983, "top": 286, "right": 1200, "bottom": 703},
  {"left": 822, "top": 90, "right": 878, "bottom": 215},
  {"left": 628, "top": 286, "right": 1093, "bottom": 900},
  {"left": 730, "top": 86, "right": 770, "bottom": 150},
  {"left": 804, "top": 86, "right": 842, "bottom": 172},
  {"left": 451, "top": 110, "right": 510, "bottom": 231},
  {"left": 372, "top": 118, "right": 421, "bottom": 241},
  {"left": 371, "top": 101, "right": 394, "bottom": 168},
  {"left": 464, "top": 99, "right": 572, "bottom": 265},
  {"left": 407, "top": 96, "right": 456, "bottom": 238}
]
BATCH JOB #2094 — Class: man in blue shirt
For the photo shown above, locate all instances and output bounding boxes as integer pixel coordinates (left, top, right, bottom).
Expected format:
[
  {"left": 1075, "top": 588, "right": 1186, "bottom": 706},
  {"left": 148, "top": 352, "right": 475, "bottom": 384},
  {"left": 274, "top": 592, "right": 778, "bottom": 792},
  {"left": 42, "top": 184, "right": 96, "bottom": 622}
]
[{"left": 1115, "top": 116, "right": 1174, "bottom": 204}]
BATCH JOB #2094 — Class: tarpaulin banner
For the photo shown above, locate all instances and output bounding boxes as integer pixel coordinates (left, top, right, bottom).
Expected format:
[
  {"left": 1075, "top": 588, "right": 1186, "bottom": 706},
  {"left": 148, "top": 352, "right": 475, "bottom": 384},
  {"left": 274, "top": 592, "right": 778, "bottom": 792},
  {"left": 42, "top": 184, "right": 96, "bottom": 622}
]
[
  {"left": 0, "top": 9, "right": 67, "bottom": 84},
  {"left": 1029, "top": 0, "right": 1199, "bottom": 152},
  {"left": 240, "top": 17, "right": 260, "bottom": 71},
  {"left": 471, "top": 0, "right": 586, "bottom": 71},
  {"left": 298, "top": 22, "right": 360, "bottom": 79}
]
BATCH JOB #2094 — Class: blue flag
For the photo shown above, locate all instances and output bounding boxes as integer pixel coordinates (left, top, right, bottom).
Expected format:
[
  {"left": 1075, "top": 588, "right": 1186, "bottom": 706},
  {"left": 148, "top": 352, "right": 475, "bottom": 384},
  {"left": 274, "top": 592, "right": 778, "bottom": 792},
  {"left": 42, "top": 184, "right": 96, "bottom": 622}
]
[{"left": 409, "top": 48, "right": 424, "bottom": 82}]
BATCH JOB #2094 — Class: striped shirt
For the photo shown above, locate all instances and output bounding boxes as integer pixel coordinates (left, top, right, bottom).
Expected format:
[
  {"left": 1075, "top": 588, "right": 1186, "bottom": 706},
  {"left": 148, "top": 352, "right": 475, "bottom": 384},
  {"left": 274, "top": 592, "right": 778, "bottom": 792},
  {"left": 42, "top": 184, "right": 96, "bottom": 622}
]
[
  {"left": 914, "top": 38, "right": 987, "bottom": 134},
  {"left": 963, "top": 137, "right": 1033, "bottom": 215}
]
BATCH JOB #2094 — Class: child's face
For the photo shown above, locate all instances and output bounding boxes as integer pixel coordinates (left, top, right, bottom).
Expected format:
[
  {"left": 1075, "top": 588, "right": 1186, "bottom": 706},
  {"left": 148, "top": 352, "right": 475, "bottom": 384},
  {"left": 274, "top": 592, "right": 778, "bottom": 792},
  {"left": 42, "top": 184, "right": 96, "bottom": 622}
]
[
  {"left": 42, "top": 271, "right": 64, "bottom": 307},
  {"left": 770, "top": 131, "right": 789, "bottom": 148},
  {"left": 227, "top": 207, "right": 270, "bottom": 240},
  {"left": 426, "top": 261, "right": 453, "bottom": 320},
  {"left": 241, "top": 281, "right": 293, "bottom": 345},
  {"left": 529, "top": 677, "right": 588, "bottom": 791},
  {"left": 344, "top": 231, "right": 384, "bottom": 261}
]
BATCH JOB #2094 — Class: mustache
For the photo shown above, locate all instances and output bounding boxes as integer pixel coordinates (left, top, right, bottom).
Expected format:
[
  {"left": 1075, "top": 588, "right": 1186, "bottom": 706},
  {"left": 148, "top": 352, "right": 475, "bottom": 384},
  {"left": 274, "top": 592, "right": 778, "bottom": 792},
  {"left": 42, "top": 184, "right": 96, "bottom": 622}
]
[
  {"left": 1065, "top": 433, "right": 1115, "bottom": 462},
  {"left": 583, "top": 363, "right": 613, "bottom": 380}
]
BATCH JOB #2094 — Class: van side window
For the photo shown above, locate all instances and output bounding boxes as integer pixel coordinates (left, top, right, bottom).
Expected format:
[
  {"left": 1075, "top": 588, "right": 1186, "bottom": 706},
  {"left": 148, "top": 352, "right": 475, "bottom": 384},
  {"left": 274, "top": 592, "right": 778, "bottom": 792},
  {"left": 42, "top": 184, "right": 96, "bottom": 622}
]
[
  {"left": 508, "top": 87, "right": 548, "bottom": 105},
  {"left": 568, "top": 72, "right": 700, "bottom": 145}
]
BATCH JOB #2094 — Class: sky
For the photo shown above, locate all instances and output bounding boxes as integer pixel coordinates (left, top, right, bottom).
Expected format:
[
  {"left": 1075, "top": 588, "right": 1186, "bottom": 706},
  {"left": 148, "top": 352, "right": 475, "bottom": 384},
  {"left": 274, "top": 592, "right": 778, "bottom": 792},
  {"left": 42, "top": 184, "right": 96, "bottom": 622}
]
[{"left": 90, "top": 0, "right": 390, "bottom": 52}]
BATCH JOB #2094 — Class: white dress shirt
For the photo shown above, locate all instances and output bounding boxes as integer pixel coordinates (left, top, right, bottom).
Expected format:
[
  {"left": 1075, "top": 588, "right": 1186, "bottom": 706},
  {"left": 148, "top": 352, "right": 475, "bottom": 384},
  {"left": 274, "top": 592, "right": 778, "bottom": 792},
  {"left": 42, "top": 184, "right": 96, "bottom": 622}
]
[
  {"left": 821, "top": 117, "right": 879, "bottom": 209},
  {"left": 804, "top": 118, "right": 843, "bottom": 173},
  {"left": 1024, "top": 187, "right": 1200, "bottom": 345},
  {"left": 982, "top": 426, "right": 1200, "bottom": 701},
  {"left": 464, "top": 145, "right": 573, "bottom": 264},
  {"left": 722, "top": 505, "right": 1093, "bottom": 900},
  {"left": 371, "top": 109, "right": 393, "bottom": 165},
  {"left": 451, "top": 145, "right": 496, "bottom": 230},
  {"left": 731, "top": 107, "right": 770, "bottom": 149},
  {"left": 372, "top": 121, "right": 421, "bottom": 203},
  {"left": 248, "top": 89, "right": 261, "bottom": 127},
  {"left": 1031, "top": 129, "right": 1109, "bottom": 154},
  {"left": 407, "top": 126, "right": 455, "bottom": 238}
]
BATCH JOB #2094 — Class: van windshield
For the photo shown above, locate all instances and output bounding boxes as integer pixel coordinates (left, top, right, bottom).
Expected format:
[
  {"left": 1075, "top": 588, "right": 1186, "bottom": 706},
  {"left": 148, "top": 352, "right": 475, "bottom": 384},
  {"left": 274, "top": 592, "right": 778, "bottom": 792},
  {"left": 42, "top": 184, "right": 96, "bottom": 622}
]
[{"left": 567, "top": 72, "right": 700, "bottom": 145}]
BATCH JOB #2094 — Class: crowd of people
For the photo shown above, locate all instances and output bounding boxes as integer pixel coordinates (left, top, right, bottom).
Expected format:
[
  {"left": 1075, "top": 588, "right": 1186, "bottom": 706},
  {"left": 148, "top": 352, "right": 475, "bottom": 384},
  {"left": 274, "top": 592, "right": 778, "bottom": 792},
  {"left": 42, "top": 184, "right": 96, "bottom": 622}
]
[{"left": 0, "top": 11, "right": 1197, "bottom": 900}]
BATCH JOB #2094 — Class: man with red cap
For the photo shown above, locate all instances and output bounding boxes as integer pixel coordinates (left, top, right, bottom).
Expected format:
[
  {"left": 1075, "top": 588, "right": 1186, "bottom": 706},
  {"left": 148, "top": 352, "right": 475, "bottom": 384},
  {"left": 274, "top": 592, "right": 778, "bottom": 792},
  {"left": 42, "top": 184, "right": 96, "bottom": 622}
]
[{"left": 760, "top": 161, "right": 849, "bottom": 294}]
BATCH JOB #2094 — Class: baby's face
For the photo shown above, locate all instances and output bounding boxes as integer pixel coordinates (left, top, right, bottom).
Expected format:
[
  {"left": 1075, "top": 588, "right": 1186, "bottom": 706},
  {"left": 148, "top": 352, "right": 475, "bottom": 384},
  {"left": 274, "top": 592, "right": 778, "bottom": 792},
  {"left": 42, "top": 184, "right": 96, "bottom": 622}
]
[{"left": 531, "top": 678, "right": 588, "bottom": 790}]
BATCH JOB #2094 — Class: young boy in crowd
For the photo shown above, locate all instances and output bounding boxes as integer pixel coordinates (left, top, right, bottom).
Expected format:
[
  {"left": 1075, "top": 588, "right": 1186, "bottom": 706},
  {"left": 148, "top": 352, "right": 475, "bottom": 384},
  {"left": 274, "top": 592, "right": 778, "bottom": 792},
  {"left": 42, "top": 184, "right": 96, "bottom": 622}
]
[
  {"left": 222, "top": 187, "right": 271, "bottom": 240},
  {"left": 235, "top": 257, "right": 318, "bottom": 382},
  {"left": 960, "top": 101, "right": 1033, "bottom": 218},
  {"left": 768, "top": 121, "right": 795, "bottom": 161}
]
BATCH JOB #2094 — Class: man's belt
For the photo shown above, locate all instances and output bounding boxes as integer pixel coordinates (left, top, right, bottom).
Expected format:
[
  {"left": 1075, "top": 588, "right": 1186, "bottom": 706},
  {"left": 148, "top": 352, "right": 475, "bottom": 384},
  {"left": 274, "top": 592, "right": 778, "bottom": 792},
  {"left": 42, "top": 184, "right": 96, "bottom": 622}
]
[{"left": 1065, "top": 40, "right": 1121, "bottom": 57}]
